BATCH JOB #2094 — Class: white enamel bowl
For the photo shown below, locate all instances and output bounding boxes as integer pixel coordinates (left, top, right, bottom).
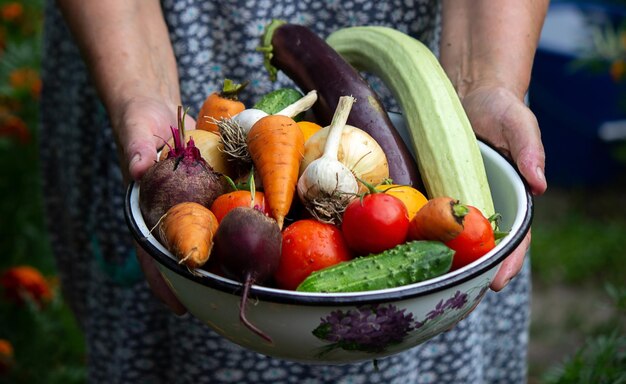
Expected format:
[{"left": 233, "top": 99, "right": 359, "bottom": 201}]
[{"left": 124, "top": 115, "right": 533, "bottom": 364}]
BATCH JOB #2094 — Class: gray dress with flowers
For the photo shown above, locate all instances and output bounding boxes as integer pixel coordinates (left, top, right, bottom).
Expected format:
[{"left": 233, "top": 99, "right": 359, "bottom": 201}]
[{"left": 40, "top": 0, "right": 531, "bottom": 383}]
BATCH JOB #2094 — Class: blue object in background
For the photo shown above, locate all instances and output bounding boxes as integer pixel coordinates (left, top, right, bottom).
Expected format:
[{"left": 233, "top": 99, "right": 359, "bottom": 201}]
[{"left": 529, "top": 0, "right": 626, "bottom": 186}]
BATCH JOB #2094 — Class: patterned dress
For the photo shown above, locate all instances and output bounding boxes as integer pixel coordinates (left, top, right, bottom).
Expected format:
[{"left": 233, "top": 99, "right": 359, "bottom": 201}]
[{"left": 39, "top": 1, "right": 530, "bottom": 383}]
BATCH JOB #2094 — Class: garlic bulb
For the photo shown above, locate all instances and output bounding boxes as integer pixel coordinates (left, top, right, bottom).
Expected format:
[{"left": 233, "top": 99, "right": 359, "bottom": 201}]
[
  {"left": 300, "top": 125, "right": 389, "bottom": 194},
  {"left": 297, "top": 96, "right": 359, "bottom": 222}
]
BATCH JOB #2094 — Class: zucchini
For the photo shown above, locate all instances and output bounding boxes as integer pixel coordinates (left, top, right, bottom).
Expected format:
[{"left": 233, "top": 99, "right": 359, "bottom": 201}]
[
  {"left": 296, "top": 241, "right": 453, "bottom": 293},
  {"left": 327, "top": 27, "right": 495, "bottom": 217},
  {"left": 259, "top": 20, "right": 423, "bottom": 190}
]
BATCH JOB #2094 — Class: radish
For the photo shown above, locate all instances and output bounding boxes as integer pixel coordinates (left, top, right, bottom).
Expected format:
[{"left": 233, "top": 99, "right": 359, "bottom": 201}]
[
  {"left": 139, "top": 107, "right": 224, "bottom": 230},
  {"left": 212, "top": 207, "right": 282, "bottom": 343}
]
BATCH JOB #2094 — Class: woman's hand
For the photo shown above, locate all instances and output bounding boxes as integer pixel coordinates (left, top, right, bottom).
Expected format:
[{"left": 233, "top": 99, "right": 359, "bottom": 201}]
[
  {"left": 461, "top": 85, "right": 547, "bottom": 291},
  {"left": 111, "top": 96, "right": 195, "bottom": 316},
  {"left": 439, "top": 0, "right": 550, "bottom": 291},
  {"left": 57, "top": 1, "right": 192, "bottom": 314}
]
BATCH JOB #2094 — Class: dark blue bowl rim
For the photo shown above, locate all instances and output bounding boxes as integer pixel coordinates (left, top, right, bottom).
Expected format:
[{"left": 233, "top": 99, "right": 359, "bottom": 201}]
[{"left": 124, "top": 143, "right": 533, "bottom": 307}]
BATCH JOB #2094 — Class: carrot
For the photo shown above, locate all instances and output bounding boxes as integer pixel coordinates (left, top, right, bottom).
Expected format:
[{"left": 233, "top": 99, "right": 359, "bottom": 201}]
[
  {"left": 158, "top": 202, "right": 219, "bottom": 268},
  {"left": 246, "top": 114, "right": 304, "bottom": 229},
  {"left": 407, "top": 196, "right": 469, "bottom": 242},
  {"left": 196, "top": 78, "right": 248, "bottom": 133}
]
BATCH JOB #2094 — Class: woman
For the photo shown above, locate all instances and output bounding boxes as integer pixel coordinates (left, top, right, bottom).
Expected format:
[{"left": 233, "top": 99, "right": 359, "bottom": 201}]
[{"left": 40, "top": 1, "right": 548, "bottom": 382}]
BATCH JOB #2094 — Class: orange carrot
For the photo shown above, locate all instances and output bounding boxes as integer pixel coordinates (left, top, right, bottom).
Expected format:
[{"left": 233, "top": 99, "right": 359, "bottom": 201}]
[
  {"left": 159, "top": 202, "right": 219, "bottom": 268},
  {"left": 246, "top": 114, "right": 304, "bottom": 229},
  {"left": 196, "top": 79, "right": 247, "bottom": 133},
  {"left": 407, "top": 196, "right": 469, "bottom": 242}
]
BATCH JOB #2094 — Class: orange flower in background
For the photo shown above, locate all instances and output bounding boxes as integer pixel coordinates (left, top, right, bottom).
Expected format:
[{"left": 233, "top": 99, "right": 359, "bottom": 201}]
[
  {"left": 30, "top": 76, "right": 42, "bottom": 98},
  {"left": 0, "top": 27, "right": 5, "bottom": 54},
  {"left": 610, "top": 59, "right": 626, "bottom": 82},
  {"left": 8, "top": 67, "right": 40, "bottom": 95},
  {"left": 0, "top": 3, "right": 23, "bottom": 22},
  {"left": 0, "top": 114, "right": 30, "bottom": 144},
  {"left": 0, "top": 266, "right": 52, "bottom": 307},
  {"left": 0, "top": 339, "right": 14, "bottom": 374}
]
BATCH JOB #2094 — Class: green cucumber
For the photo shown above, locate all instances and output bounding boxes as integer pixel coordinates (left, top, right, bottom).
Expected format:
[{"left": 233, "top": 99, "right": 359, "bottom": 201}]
[
  {"left": 296, "top": 241, "right": 454, "bottom": 293},
  {"left": 253, "top": 88, "right": 305, "bottom": 120}
]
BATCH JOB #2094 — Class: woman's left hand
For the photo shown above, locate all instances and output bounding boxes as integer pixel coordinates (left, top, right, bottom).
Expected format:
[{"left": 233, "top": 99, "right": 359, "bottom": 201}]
[{"left": 461, "top": 85, "right": 548, "bottom": 291}]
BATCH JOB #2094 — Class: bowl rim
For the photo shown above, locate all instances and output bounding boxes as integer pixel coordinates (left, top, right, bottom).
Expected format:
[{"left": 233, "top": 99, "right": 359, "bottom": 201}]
[{"left": 124, "top": 141, "right": 533, "bottom": 307}]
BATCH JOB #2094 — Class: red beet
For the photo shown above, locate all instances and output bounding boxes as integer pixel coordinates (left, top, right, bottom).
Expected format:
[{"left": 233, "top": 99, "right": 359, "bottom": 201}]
[
  {"left": 212, "top": 207, "right": 282, "bottom": 343},
  {"left": 139, "top": 109, "right": 223, "bottom": 230}
]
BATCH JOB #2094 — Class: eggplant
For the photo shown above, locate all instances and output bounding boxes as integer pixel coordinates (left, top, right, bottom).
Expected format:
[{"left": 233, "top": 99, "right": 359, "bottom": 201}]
[{"left": 260, "top": 20, "right": 423, "bottom": 190}]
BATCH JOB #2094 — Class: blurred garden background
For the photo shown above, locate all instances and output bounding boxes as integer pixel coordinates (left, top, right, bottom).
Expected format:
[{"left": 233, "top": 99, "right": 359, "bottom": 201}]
[{"left": 0, "top": 0, "right": 624, "bottom": 383}]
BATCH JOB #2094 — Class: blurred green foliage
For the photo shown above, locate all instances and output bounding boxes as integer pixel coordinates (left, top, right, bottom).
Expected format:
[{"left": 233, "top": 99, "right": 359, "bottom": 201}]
[{"left": 0, "top": 0, "right": 86, "bottom": 382}]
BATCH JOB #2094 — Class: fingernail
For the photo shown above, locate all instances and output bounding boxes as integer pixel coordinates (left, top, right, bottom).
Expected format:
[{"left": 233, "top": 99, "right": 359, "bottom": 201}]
[
  {"left": 535, "top": 166, "right": 545, "bottom": 183},
  {"left": 129, "top": 153, "right": 141, "bottom": 168}
]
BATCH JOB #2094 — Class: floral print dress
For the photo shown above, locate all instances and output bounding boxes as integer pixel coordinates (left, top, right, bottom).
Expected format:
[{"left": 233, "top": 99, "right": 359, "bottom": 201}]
[{"left": 39, "top": 0, "right": 531, "bottom": 383}]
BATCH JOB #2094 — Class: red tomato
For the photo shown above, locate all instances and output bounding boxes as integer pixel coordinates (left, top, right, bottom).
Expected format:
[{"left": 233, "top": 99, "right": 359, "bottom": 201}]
[
  {"left": 341, "top": 193, "right": 409, "bottom": 255},
  {"left": 445, "top": 206, "right": 496, "bottom": 270},
  {"left": 274, "top": 219, "right": 353, "bottom": 290},
  {"left": 210, "top": 191, "right": 269, "bottom": 223}
]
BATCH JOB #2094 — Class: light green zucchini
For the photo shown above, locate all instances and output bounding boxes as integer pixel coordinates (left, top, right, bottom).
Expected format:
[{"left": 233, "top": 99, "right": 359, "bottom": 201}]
[{"left": 327, "top": 27, "right": 495, "bottom": 217}]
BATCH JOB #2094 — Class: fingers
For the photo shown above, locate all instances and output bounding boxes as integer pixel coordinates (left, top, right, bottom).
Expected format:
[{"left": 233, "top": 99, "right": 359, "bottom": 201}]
[
  {"left": 136, "top": 246, "right": 188, "bottom": 316},
  {"left": 126, "top": 131, "right": 162, "bottom": 181},
  {"left": 121, "top": 104, "right": 198, "bottom": 181},
  {"left": 503, "top": 102, "right": 548, "bottom": 196},
  {"left": 112, "top": 100, "right": 179, "bottom": 182},
  {"left": 490, "top": 230, "right": 531, "bottom": 291},
  {"left": 463, "top": 87, "right": 548, "bottom": 197}
]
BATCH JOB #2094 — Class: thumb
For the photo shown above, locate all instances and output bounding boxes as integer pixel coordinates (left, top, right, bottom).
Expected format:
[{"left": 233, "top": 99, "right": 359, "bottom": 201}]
[
  {"left": 504, "top": 103, "right": 548, "bottom": 196},
  {"left": 114, "top": 106, "right": 176, "bottom": 183},
  {"left": 124, "top": 110, "right": 197, "bottom": 181},
  {"left": 515, "top": 142, "right": 547, "bottom": 197},
  {"left": 125, "top": 129, "right": 162, "bottom": 182}
]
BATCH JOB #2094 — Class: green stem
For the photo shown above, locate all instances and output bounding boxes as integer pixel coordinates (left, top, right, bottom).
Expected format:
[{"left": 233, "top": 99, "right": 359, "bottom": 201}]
[
  {"left": 258, "top": 19, "right": 287, "bottom": 81},
  {"left": 451, "top": 201, "right": 470, "bottom": 220},
  {"left": 221, "top": 78, "right": 249, "bottom": 100},
  {"left": 222, "top": 174, "right": 239, "bottom": 192}
]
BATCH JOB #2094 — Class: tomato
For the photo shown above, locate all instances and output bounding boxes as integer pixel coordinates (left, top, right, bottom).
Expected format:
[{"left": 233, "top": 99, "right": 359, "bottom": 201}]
[
  {"left": 274, "top": 219, "right": 353, "bottom": 290},
  {"left": 445, "top": 206, "right": 496, "bottom": 270},
  {"left": 341, "top": 193, "right": 409, "bottom": 255},
  {"left": 375, "top": 184, "right": 428, "bottom": 220},
  {"left": 210, "top": 191, "right": 269, "bottom": 223}
]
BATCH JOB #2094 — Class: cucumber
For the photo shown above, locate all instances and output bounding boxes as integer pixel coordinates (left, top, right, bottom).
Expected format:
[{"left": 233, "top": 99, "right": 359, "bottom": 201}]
[
  {"left": 296, "top": 241, "right": 454, "bottom": 293},
  {"left": 253, "top": 88, "right": 305, "bottom": 121},
  {"left": 327, "top": 27, "right": 495, "bottom": 218}
]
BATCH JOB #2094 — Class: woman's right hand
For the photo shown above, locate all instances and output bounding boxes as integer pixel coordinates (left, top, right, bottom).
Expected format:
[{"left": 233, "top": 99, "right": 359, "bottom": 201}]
[
  {"left": 56, "top": 1, "right": 192, "bottom": 314},
  {"left": 111, "top": 96, "right": 196, "bottom": 316}
]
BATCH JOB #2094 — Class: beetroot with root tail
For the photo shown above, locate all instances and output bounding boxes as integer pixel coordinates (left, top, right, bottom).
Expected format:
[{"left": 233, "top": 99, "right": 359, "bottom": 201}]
[
  {"left": 212, "top": 206, "right": 282, "bottom": 343},
  {"left": 139, "top": 107, "right": 224, "bottom": 230}
]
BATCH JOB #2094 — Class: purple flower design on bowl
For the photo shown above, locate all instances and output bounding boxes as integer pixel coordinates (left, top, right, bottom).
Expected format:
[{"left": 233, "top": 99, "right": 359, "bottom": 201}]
[
  {"left": 428, "top": 290, "right": 467, "bottom": 316},
  {"left": 312, "top": 304, "right": 415, "bottom": 354},
  {"left": 312, "top": 284, "right": 489, "bottom": 356}
]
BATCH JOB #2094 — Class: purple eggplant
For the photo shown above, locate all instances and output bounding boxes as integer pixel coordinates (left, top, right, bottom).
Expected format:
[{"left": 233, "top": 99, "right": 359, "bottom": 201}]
[{"left": 260, "top": 20, "right": 423, "bottom": 190}]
